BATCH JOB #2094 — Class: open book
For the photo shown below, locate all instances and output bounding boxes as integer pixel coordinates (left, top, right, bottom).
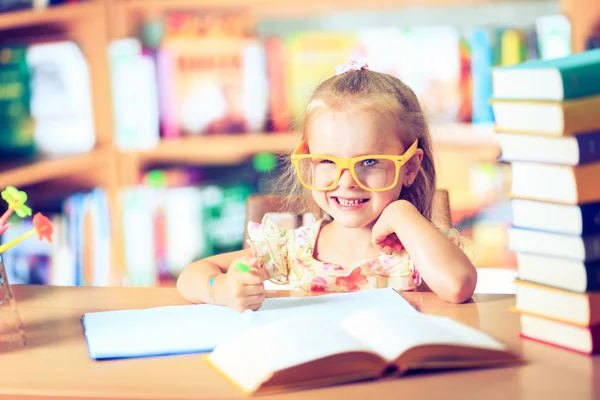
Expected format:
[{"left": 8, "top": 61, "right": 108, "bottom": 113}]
[{"left": 207, "top": 308, "right": 521, "bottom": 395}]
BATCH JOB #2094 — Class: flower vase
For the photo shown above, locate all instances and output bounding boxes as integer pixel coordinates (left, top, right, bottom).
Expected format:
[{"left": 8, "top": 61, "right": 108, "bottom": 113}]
[{"left": 0, "top": 255, "right": 26, "bottom": 350}]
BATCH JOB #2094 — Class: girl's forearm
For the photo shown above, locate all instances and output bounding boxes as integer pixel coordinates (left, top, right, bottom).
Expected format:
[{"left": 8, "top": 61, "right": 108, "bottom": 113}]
[
  {"left": 392, "top": 201, "right": 477, "bottom": 303},
  {"left": 176, "top": 260, "right": 225, "bottom": 305}
]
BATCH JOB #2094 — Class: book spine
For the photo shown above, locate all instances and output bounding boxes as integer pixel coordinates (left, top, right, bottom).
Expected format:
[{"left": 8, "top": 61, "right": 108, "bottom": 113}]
[
  {"left": 592, "top": 324, "right": 600, "bottom": 354},
  {"left": 0, "top": 0, "right": 32, "bottom": 12},
  {"left": 576, "top": 130, "right": 600, "bottom": 165},
  {"left": 580, "top": 202, "right": 600, "bottom": 235},
  {"left": 583, "top": 234, "right": 600, "bottom": 262},
  {"left": 561, "top": 62, "right": 600, "bottom": 99},
  {"left": 587, "top": 33, "right": 600, "bottom": 50},
  {"left": 585, "top": 262, "right": 600, "bottom": 291},
  {"left": 574, "top": 162, "right": 600, "bottom": 204},
  {"left": 469, "top": 28, "right": 494, "bottom": 123}
]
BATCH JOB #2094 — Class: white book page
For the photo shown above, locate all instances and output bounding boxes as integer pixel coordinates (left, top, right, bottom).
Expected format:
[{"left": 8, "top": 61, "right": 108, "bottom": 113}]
[
  {"left": 341, "top": 309, "right": 507, "bottom": 363},
  {"left": 208, "top": 316, "right": 372, "bottom": 393},
  {"left": 254, "top": 288, "right": 417, "bottom": 326},
  {"left": 83, "top": 304, "right": 244, "bottom": 359}
]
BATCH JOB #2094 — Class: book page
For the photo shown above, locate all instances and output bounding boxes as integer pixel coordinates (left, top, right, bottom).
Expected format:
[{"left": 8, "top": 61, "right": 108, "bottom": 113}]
[
  {"left": 341, "top": 309, "right": 507, "bottom": 363},
  {"left": 253, "top": 287, "right": 417, "bottom": 326},
  {"left": 208, "top": 316, "right": 376, "bottom": 393},
  {"left": 82, "top": 304, "right": 245, "bottom": 359}
]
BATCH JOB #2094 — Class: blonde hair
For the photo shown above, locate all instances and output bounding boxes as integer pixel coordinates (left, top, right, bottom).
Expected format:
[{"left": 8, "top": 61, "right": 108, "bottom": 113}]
[{"left": 275, "top": 68, "right": 437, "bottom": 223}]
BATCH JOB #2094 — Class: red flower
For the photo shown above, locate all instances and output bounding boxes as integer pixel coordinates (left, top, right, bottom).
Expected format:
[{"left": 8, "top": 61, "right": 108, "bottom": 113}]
[
  {"left": 335, "top": 267, "right": 368, "bottom": 291},
  {"left": 33, "top": 213, "right": 53, "bottom": 243},
  {"left": 323, "top": 263, "right": 343, "bottom": 271},
  {"left": 412, "top": 268, "right": 422, "bottom": 286},
  {"left": 311, "top": 277, "right": 328, "bottom": 292}
]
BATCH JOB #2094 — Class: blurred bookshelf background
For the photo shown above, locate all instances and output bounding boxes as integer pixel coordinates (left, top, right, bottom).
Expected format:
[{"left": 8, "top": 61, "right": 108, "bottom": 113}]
[{"left": 0, "top": 0, "right": 597, "bottom": 288}]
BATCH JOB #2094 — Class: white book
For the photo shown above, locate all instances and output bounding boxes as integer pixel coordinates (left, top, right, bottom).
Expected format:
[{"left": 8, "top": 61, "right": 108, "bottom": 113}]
[
  {"left": 207, "top": 307, "right": 519, "bottom": 395},
  {"left": 27, "top": 41, "right": 95, "bottom": 155}
]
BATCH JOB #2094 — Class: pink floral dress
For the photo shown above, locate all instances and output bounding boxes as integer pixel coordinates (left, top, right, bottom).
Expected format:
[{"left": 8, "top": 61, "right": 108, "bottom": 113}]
[{"left": 246, "top": 215, "right": 464, "bottom": 293}]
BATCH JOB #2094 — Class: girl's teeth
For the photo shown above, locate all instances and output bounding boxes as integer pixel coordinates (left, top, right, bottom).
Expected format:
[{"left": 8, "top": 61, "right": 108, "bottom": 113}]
[{"left": 338, "top": 198, "right": 364, "bottom": 206}]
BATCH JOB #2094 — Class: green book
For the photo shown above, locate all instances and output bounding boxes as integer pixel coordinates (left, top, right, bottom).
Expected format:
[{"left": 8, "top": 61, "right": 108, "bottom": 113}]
[
  {"left": 491, "top": 48, "right": 600, "bottom": 101},
  {"left": 0, "top": 45, "right": 35, "bottom": 157}
]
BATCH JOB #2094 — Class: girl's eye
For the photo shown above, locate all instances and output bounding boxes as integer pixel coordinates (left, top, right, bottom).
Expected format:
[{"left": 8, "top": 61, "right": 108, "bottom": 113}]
[
  {"left": 320, "top": 159, "right": 335, "bottom": 164},
  {"left": 362, "top": 159, "right": 379, "bottom": 167}
]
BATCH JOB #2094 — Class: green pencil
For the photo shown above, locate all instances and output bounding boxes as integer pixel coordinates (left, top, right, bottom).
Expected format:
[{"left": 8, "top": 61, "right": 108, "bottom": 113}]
[{"left": 234, "top": 262, "right": 250, "bottom": 273}]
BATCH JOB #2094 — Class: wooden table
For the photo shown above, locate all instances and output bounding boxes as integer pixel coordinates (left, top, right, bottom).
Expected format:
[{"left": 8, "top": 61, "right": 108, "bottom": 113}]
[{"left": 1, "top": 285, "right": 598, "bottom": 400}]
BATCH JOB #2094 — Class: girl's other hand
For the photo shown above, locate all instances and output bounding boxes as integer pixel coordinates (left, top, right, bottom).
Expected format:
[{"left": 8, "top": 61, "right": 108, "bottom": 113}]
[
  {"left": 372, "top": 201, "right": 406, "bottom": 254},
  {"left": 220, "top": 257, "right": 268, "bottom": 312}
]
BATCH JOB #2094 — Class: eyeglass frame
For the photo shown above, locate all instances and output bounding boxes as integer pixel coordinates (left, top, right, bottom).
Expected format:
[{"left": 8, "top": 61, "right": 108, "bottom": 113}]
[{"left": 290, "top": 138, "right": 419, "bottom": 192}]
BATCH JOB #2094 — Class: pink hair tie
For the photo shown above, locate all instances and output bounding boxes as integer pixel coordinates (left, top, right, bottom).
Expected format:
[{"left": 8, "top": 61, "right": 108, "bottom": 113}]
[{"left": 334, "top": 59, "right": 369, "bottom": 76}]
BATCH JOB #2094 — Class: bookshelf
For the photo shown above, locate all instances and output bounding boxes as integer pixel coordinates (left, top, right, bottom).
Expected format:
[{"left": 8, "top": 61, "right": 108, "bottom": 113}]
[
  {"left": 0, "top": 0, "right": 598, "bottom": 283},
  {"left": 0, "top": 1, "right": 97, "bottom": 30},
  {"left": 110, "top": 0, "right": 554, "bottom": 36},
  {"left": 130, "top": 133, "right": 301, "bottom": 167},
  {"left": 0, "top": 149, "right": 111, "bottom": 189}
]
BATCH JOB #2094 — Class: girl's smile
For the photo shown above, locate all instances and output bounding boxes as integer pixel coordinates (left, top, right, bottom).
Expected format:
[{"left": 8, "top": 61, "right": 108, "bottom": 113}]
[{"left": 330, "top": 195, "right": 370, "bottom": 211}]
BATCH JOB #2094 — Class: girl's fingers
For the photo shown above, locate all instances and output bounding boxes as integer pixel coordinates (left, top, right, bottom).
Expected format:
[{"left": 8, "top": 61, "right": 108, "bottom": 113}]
[
  {"left": 247, "top": 294, "right": 266, "bottom": 311},
  {"left": 239, "top": 271, "right": 264, "bottom": 285},
  {"left": 243, "top": 283, "right": 265, "bottom": 296},
  {"left": 371, "top": 222, "right": 393, "bottom": 246},
  {"left": 377, "top": 234, "right": 403, "bottom": 254},
  {"left": 391, "top": 241, "right": 404, "bottom": 252}
]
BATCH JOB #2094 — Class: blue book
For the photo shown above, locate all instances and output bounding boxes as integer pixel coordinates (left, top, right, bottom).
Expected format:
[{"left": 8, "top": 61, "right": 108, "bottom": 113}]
[
  {"left": 469, "top": 28, "right": 495, "bottom": 123},
  {"left": 511, "top": 198, "right": 600, "bottom": 236},
  {"left": 492, "top": 48, "right": 600, "bottom": 101},
  {"left": 508, "top": 227, "right": 600, "bottom": 262}
]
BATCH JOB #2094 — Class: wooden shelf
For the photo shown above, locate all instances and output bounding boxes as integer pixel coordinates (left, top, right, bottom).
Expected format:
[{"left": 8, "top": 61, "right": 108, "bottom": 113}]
[
  {"left": 0, "top": 148, "right": 111, "bottom": 189},
  {"left": 118, "top": 0, "right": 551, "bottom": 19},
  {"left": 126, "top": 123, "right": 499, "bottom": 167},
  {"left": 128, "top": 133, "right": 301, "bottom": 166},
  {"left": 0, "top": 1, "right": 99, "bottom": 31},
  {"left": 112, "top": 0, "right": 553, "bottom": 37}
]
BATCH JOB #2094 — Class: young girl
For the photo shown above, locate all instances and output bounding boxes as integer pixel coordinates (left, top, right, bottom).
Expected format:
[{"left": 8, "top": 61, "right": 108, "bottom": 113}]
[{"left": 177, "top": 59, "right": 477, "bottom": 311}]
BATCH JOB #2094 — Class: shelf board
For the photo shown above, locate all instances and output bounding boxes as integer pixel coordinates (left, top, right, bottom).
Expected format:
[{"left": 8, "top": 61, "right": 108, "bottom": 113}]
[
  {"left": 120, "top": 0, "right": 550, "bottom": 18},
  {"left": 0, "top": 0, "right": 98, "bottom": 31},
  {"left": 128, "top": 123, "right": 499, "bottom": 167},
  {"left": 130, "top": 133, "right": 301, "bottom": 166},
  {"left": 0, "top": 148, "right": 110, "bottom": 189}
]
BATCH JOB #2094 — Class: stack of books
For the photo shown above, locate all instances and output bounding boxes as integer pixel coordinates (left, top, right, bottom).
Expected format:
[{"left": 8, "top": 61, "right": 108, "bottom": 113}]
[{"left": 491, "top": 48, "right": 600, "bottom": 355}]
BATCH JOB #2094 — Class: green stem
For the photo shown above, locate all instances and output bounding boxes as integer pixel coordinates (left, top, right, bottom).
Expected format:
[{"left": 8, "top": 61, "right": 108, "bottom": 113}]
[{"left": 0, "top": 230, "right": 36, "bottom": 254}]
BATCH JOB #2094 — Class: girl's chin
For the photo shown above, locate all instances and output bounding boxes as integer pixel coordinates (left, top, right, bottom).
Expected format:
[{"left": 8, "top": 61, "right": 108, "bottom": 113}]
[{"left": 329, "top": 213, "right": 378, "bottom": 229}]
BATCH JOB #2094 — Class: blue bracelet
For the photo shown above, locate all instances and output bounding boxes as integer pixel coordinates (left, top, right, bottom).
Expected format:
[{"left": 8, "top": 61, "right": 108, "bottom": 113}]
[{"left": 207, "top": 273, "right": 220, "bottom": 302}]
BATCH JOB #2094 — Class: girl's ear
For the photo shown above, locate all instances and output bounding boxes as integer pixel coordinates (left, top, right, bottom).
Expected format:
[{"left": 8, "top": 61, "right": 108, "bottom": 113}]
[{"left": 403, "top": 149, "right": 423, "bottom": 186}]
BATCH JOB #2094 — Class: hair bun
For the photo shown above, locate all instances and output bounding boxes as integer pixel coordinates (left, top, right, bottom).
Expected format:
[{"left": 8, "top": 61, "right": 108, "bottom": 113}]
[{"left": 334, "top": 59, "right": 369, "bottom": 76}]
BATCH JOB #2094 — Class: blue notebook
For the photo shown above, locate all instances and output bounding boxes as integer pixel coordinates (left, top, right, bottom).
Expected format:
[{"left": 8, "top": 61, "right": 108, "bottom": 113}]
[{"left": 81, "top": 288, "right": 416, "bottom": 360}]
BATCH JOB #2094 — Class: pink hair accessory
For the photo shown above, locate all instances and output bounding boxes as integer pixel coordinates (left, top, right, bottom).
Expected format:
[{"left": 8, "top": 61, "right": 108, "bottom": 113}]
[{"left": 334, "top": 59, "right": 369, "bottom": 76}]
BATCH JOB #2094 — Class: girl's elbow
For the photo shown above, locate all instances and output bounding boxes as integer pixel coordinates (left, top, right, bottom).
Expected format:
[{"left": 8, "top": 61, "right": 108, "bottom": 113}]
[{"left": 445, "top": 269, "right": 477, "bottom": 304}]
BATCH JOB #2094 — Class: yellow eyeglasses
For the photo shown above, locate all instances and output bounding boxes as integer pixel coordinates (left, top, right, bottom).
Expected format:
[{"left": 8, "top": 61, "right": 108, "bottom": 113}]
[{"left": 290, "top": 139, "right": 419, "bottom": 192}]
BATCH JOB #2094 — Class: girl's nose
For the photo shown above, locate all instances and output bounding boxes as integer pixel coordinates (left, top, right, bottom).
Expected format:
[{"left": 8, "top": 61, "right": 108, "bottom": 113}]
[{"left": 337, "top": 168, "right": 358, "bottom": 189}]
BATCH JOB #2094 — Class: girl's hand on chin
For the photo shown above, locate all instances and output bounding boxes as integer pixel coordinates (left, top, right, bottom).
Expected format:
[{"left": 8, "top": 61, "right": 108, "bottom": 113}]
[{"left": 371, "top": 201, "right": 408, "bottom": 254}]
